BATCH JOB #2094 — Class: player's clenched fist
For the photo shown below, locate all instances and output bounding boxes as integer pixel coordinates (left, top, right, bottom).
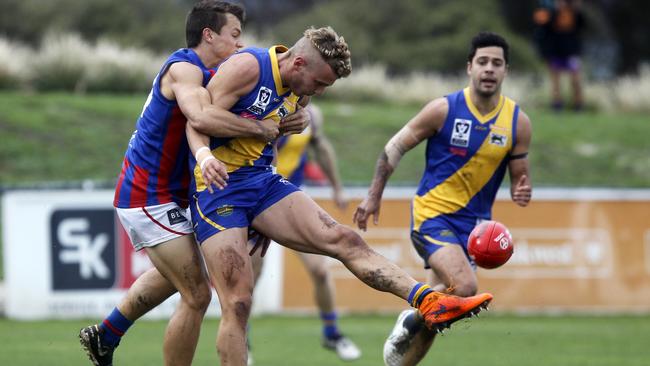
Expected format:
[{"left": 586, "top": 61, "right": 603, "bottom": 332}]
[{"left": 279, "top": 106, "right": 311, "bottom": 135}]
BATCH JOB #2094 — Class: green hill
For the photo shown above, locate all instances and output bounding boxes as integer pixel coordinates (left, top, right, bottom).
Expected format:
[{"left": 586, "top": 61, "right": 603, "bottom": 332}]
[{"left": 0, "top": 91, "right": 648, "bottom": 188}]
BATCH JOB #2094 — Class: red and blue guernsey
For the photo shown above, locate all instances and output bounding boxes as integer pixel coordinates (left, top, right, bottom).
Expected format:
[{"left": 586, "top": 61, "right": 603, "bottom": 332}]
[{"left": 114, "top": 49, "right": 215, "bottom": 209}]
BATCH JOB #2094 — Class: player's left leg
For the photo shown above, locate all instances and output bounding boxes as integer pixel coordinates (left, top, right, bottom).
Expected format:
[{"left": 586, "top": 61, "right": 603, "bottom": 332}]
[
  {"left": 548, "top": 60, "right": 563, "bottom": 110},
  {"left": 200, "top": 227, "right": 254, "bottom": 366},
  {"left": 384, "top": 222, "right": 478, "bottom": 366},
  {"left": 247, "top": 240, "right": 267, "bottom": 366},
  {"left": 569, "top": 60, "right": 583, "bottom": 110},
  {"left": 298, "top": 252, "right": 361, "bottom": 361},
  {"left": 399, "top": 245, "right": 478, "bottom": 366},
  {"left": 252, "top": 190, "right": 490, "bottom": 333}
]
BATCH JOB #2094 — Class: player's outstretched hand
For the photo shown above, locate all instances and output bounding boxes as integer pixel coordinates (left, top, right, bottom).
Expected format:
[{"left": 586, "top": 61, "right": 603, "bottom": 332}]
[
  {"left": 353, "top": 195, "right": 381, "bottom": 231},
  {"left": 201, "top": 158, "right": 229, "bottom": 194},
  {"left": 248, "top": 229, "right": 271, "bottom": 257},
  {"left": 512, "top": 174, "right": 531, "bottom": 207},
  {"left": 279, "top": 107, "right": 310, "bottom": 135}
]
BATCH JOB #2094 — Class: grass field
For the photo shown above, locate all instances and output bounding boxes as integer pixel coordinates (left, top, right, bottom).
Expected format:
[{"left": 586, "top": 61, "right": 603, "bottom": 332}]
[
  {"left": 0, "top": 91, "right": 649, "bottom": 280},
  {"left": 0, "top": 313, "right": 649, "bottom": 365},
  {"left": 0, "top": 91, "right": 649, "bottom": 187}
]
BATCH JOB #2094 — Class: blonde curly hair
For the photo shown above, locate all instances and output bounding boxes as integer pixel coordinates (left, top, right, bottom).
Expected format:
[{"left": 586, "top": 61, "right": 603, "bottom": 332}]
[{"left": 303, "top": 26, "right": 352, "bottom": 78}]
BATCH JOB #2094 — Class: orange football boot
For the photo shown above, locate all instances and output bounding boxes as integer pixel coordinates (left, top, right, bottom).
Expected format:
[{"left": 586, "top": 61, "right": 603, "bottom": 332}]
[{"left": 418, "top": 291, "right": 493, "bottom": 332}]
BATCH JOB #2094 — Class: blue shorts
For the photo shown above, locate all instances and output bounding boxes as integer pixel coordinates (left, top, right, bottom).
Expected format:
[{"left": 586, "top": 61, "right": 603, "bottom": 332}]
[
  {"left": 190, "top": 171, "right": 300, "bottom": 243},
  {"left": 411, "top": 214, "right": 481, "bottom": 269},
  {"left": 549, "top": 55, "right": 581, "bottom": 72}
]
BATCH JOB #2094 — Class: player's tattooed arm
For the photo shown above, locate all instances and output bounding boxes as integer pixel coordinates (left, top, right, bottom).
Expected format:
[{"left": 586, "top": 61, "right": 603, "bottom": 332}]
[
  {"left": 372, "top": 97, "right": 447, "bottom": 200},
  {"left": 354, "top": 98, "right": 446, "bottom": 230}
]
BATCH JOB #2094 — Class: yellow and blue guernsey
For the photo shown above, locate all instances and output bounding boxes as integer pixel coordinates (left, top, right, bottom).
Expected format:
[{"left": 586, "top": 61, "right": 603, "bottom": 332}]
[
  {"left": 276, "top": 124, "right": 312, "bottom": 186},
  {"left": 190, "top": 46, "right": 302, "bottom": 243},
  {"left": 410, "top": 88, "right": 519, "bottom": 265}
]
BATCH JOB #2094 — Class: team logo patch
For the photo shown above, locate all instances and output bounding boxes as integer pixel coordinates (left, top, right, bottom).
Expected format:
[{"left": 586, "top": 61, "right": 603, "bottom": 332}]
[
  {"left": 451, "top": 119, "right": 472, "bottom": 147},
  {"left": 277, "top": 105, "right": 289, "bottom": 119},
  {"left": 439, "top": 229, "right": 455, "bottom": 238},
  {"left": 247, "top": 86, "right": 273, "bottom": 115},
  {"left": 216, "top": 205, "right": 234, "bottom": 217},
  {"left": 489, "top": 132, "right": 507, "bottom": 147},
  {"left": 167, "top": 208, "right": 188, "bottom": 225}
]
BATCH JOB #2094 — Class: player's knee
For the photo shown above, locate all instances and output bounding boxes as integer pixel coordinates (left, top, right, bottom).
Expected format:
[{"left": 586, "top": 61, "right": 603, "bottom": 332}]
[
  {"left": 331, "top": 226, "right": 369, "bottom": 259},
  {"left": 308, "top": 264, "right": 330, "bottom": 285},
  {"left": 222, "top": 294, "right": 253, "bottom": 328},
  {"left": 451, "top": 280, "right": 478, "bottom": 297},
  {"left": 183, "top": 283, "right": 212, "bottom": 312}
]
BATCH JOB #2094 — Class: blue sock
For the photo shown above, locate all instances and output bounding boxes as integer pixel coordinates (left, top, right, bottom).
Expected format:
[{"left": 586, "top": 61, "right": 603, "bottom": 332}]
[
  {"left": 407, "top": 283, "right": 433, "bottom": 308},
  {"left": 100, "top": 308, "right": 133, "bottom": 346},
  {"left": 321, "top": 311, "right": 341, "bottom": 340}
]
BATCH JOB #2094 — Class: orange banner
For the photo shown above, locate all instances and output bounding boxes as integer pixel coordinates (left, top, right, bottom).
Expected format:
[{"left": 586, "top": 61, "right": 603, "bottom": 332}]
[{"left": 282, "top": 191, "right": 650, "bottom": 312}]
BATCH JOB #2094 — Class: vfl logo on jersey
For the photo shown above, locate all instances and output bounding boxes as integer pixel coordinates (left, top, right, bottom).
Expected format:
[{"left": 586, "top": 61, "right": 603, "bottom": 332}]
[
  {"left": 451, "top": 119, "right": 472, "bottom": 147},
  {"left": 247, "top": 86, "right": 273, "bottom": 115},
  {"left": 489, "top": 132, "right": 508, "bottom": 147}
]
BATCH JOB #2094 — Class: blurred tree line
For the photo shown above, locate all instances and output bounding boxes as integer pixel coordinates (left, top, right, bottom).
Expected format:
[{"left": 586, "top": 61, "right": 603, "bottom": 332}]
[{"left": 1, "top": 0, "right": 648, "bottom": 75}]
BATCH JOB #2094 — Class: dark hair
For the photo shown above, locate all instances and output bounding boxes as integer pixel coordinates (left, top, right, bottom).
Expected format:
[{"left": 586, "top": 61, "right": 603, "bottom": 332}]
[
  {"left": 185, "top": 1, "right": 245, "bottom": 48},
  {"left": 467, "top": 31, "right": 509, "bottom": 64}
]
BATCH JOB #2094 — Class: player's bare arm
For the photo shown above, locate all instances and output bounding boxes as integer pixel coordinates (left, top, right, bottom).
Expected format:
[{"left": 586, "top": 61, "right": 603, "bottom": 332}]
[
  {"left": 165, "top": 61, "right": 279, "bottom": 142},
  {"left": 354, "top": 97, "right": 448, "bottom": 230},
  {"left": 508, "top": 109, "right": 532, "bottom": 207},
  {"left": 185, "top": 53, "right": 262, "bottom": 193}
]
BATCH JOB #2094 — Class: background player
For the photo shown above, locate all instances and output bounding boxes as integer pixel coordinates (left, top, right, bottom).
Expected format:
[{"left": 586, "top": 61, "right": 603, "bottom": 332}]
[
  {"left": 354, "top": 31, "right": 532, "bottom": 366},
  {"left": 188, "top": 26, "right": 493, "bottom": 366}
]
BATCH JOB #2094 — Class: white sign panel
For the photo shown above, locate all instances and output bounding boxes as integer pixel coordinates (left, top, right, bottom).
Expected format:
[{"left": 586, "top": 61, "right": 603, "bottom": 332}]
[{"left": 2, "top": 190, "right": 282, "bottom": 319}]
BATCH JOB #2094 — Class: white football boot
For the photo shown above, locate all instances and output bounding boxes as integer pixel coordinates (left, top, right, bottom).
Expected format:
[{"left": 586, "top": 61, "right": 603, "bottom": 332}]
[
  {"left": 383, "top": 309, "right": 417, "bottom": 366},
  {"left": 322, "top": 335, "right": 362, "bottom": 361}
]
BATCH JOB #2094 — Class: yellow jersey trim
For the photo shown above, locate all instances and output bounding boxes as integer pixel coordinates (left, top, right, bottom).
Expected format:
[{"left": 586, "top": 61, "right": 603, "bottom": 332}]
[
  {"left": 412, "top": 96, "right": 516, "bottom": 230},
  {"left": 422, "top": 235, "right": 454, "bottom": 246},
  {"left": 463, "top": 87, "right": 505, "bottom": 123},
  {"left": 270, "top": 45, "right": 290, "bottom": 96},
  {"left": 194, "top": 198, "right": 225, "bottom": 231}
]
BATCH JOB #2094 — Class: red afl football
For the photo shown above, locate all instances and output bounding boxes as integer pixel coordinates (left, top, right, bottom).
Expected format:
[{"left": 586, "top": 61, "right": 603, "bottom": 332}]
[{"left": 468, "top": 220, "right": 514, "bottom": 269}]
